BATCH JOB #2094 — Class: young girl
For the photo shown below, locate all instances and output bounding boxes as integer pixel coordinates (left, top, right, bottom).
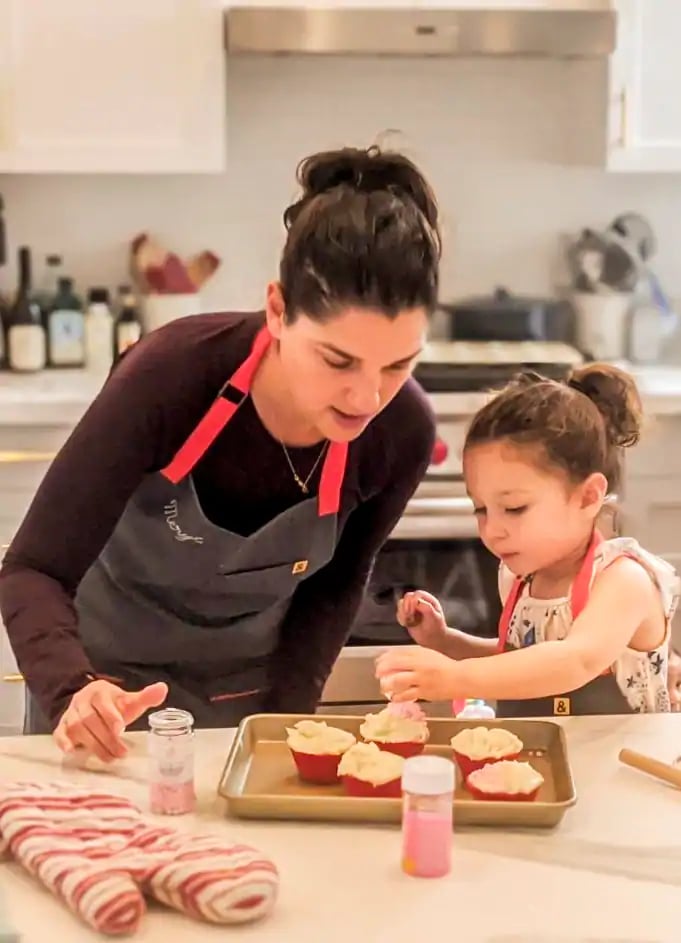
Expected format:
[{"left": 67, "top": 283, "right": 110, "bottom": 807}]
[{"left": 376, "top": 364, "right": 680, "bottom": 715}]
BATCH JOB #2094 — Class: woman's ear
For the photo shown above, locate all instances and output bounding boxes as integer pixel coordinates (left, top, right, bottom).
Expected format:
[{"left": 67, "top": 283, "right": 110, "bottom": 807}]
[{"left": 264, "top": 282, "right": 286, "bottom": 339}]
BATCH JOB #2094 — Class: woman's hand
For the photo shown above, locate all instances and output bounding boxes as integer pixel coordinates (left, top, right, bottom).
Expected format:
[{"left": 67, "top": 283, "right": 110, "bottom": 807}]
[
  {"left": 397, "top": 591, "right": 448, "bottom": 650},
  {"left": 53, "top": 679, "right": 168, "bottom": 762},
  {"left": 375, "top": 646, "right": 461, "bottom": 702}
]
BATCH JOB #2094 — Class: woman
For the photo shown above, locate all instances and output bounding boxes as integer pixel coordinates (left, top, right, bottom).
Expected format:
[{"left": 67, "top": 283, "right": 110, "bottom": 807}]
[{"left": 0, "top": 145, "right": 439, "bottom": 761}]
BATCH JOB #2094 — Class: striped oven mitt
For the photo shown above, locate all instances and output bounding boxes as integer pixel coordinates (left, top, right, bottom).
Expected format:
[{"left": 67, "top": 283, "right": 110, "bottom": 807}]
[{"left": 0, "top": 781, "right": 279, "bottom": 936}]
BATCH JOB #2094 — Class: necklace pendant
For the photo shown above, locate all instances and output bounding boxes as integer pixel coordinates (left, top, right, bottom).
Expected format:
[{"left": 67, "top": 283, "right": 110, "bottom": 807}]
[{"left": 294, "top": 474, "right": 309, "bottom": 494}]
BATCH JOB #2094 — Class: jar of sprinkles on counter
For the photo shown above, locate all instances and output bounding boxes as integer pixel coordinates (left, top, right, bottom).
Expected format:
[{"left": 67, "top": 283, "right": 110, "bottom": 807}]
[
  {"left": 401, "top": 755, "right": 455, "bottom": 879},
  {"left": 148, "top": 707, "right": 196, "bottom": 815}
]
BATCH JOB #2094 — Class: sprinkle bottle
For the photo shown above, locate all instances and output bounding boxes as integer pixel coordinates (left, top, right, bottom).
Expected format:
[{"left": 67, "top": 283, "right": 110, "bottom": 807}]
[
  {"left": 401, "top": 755, "right": 455, "bottom": 878},
  {"left": 455, "top": 698, "right": 496, "bottom": 720},
  {"left": 148, "top": 707, "right": 196, "bottom": 815}
]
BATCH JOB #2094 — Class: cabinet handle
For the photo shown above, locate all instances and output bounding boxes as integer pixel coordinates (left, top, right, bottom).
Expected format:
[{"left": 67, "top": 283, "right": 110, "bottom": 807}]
[
  {"left": 2, "top": 673, "right": 24, "bottom": 683},
  {"left": 0, "top": 451, "right": 57, "bottom": 463}
]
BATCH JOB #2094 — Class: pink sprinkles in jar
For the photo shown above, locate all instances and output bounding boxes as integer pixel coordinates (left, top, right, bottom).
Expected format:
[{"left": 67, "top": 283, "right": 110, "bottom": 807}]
[{"left": 148, "top": 707, "right": 196, "bottom": 815}]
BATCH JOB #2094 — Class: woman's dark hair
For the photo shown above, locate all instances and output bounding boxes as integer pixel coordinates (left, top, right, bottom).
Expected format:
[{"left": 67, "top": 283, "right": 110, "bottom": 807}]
[
  {"left": 280, "top": 145, "right": 441, "bottom": 321},
  {"left": 464, "top": 363, "right": 643, "bottom": 493}
]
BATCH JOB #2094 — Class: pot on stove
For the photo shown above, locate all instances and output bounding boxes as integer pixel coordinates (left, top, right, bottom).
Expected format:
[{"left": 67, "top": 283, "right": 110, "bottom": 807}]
[{"left": 433, "top": 287, "right": 573, "bottom": 343}]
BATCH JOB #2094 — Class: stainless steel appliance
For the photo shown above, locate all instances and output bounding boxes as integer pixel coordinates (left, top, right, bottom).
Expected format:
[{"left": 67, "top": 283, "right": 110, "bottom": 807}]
[
  {"left": 320, "top": 338, "right": 584, "bottom": 713},
  {"left": 225, "top": 3, "right": 616, "bottom": 59}
]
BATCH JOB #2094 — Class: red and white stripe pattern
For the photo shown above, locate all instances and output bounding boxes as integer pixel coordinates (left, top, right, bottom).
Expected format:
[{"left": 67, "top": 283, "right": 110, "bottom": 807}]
[{"left": 0, "top": 782, "right": 278, "bottom": 936}]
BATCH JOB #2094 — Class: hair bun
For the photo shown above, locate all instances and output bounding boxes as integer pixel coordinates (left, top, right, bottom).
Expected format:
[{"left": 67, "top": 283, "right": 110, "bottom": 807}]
[
  {"left": 568, "top": 362, "right": 642, "bottom": 448},
  {"left": 286, "top": 145, "right": 439, "bottom": 236}
]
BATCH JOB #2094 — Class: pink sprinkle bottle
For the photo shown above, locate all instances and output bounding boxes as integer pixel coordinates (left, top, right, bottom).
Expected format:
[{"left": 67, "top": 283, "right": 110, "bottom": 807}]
[
  {"left": 401, "top": 755, "right": 455, "bottom": 878},
  {"left": 148, "top": 707, "right": 196, "bottom": 815}
]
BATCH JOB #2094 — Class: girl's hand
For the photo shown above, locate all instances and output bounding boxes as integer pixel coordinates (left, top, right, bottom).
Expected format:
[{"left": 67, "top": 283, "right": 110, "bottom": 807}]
[
  {"left": 397, "top": 591, "right": 448, "bottom": 650},
  {"left": 375, "top": 646, "right": 461, "bottom": 702}
]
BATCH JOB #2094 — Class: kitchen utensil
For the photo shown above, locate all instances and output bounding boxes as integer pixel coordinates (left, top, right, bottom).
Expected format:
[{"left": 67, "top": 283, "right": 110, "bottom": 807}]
[
  {"left": 618, "top": 748, "right": 681, "bottom": 789},
  {"left": 572, "top": 290, "right": 631, "bottom": 360},
  {"left": 219, "top": 714, "right": 577, "bottom": 828},
  {"left": 142, "top": 292, "right": 202, "bottom": 332}
]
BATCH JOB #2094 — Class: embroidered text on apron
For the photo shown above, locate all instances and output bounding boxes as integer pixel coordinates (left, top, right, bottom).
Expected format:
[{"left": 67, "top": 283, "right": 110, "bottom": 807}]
[
  {"left": 495, "top": 531, "right": 633, "bottom": 718},
  {"left": 26, "top": 326, "right": 348, "bottom": 733}
]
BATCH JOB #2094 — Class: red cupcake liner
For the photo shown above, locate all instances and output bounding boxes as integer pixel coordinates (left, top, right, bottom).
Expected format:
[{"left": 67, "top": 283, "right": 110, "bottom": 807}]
[
  {"left": 465, "top": 781, "right": 541, "bottom": 802},
  {"left": 452, "top": 750, "right": 520, "bottom": 781},
  {"left": 342, "top": 775, "right": 402, "bottom": 799},
  {"left": 289, "top": 749, "right": 343, "bottom": 785},
  {"left": 367, "top": 739, "right": 426, "bottom": 759}
]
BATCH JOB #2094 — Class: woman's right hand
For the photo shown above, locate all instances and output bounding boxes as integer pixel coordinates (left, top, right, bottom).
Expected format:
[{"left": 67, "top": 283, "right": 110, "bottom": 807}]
[
  {"left": 53, "top": 679, "right": 168, "bottom": 763},
  {"left": 397, "top": 590, "right": 448, "bottom": 650}
]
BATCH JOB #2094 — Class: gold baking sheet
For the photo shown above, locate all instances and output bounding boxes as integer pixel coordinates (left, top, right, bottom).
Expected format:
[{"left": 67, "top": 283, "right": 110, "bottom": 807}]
[{"left": 217, "top": 714, "right": 577, "bottom": 828}]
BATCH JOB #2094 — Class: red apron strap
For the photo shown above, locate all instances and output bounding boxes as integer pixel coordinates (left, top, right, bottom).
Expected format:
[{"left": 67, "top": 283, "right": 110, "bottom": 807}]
[
  {"left": 497, "top": 576, "right": 527, "bottom": 653},
  {"left": 161, "top": 326, "right": 271, "bottom": 485},
  {"left": 570, "top": 530, "right": 603, "bottom": 620},
  {"left": 317, "top": 441, "right": 348, "bottom": 517}
]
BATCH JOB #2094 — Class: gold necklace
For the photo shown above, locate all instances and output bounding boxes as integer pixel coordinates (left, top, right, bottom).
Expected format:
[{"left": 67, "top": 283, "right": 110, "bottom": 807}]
[{"left": 280, "top": 440, "right": 329, "bottom": 494}]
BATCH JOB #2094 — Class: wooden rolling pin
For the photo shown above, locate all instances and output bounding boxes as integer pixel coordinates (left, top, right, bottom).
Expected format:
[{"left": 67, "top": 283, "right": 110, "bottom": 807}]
[{"left": 619, "top": 748, "right": 681, "bottom": 789}]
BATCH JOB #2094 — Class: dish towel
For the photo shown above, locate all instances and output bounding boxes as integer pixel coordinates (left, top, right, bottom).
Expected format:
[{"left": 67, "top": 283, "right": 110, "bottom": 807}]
[{"left": 0, "top": 781, "right": 278, "bottom": 936}]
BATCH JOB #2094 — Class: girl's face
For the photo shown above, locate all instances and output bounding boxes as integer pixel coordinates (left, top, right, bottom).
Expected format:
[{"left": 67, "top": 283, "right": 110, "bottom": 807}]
[
  {"left": 266, "top": 283, "right": 428, "bottom": 442},
  {"left": 463, "top": 439, "right": 607, "bottom": 577}
]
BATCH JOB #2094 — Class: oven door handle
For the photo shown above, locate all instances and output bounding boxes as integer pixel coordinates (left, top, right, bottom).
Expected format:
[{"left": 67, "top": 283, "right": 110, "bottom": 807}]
[{"left": 403, "top": 497, "right": 474, "bottom": 516}]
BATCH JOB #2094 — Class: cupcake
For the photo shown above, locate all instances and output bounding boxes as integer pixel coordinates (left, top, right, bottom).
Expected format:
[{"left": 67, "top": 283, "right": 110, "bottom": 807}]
[
  {"left": 285, "top": 720, "right": 356, "bottom": 784},
  {"left": 450, "top": 726, "right": 523, "bottom": 780},
  {"left": 359, "top": 703, "right": 429, "bottom": 758},
  {"left": 465, "top": 760, "right": 544, "bottom": 802},
  {"left": 338, "top": 742, "right": 404, "bottom": 798}
]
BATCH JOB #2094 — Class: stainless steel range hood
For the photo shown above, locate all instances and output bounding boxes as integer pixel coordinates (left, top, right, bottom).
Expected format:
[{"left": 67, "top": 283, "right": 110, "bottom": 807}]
[{"left": 225, "top": 3, "right": 616, "bottom": 58}]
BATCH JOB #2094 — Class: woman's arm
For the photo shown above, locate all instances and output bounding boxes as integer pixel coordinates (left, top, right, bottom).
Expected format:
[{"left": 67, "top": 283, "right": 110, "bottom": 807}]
[{"left": 0, "top": 332, "right": 195, "bottom": 726}]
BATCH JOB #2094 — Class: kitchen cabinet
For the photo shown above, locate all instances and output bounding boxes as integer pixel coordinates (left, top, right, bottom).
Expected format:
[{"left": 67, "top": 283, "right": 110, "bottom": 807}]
[
  {"left": 0, "top": 424, "right": 69, "bottom": 736},
  {"left": 607, "top": 0, "right": 681, "bottom": 172},
  {"left": 0, "top": 0, "right": 226, "bottom": 173}
]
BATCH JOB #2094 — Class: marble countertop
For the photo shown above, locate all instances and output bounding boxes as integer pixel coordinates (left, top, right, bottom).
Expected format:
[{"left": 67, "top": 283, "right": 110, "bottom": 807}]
[
  {"left": 1, "top": 714, "right": 681, "bottom": 941},
  {"left": 4, "top": 362, "right": 681, "bottom": 426}
]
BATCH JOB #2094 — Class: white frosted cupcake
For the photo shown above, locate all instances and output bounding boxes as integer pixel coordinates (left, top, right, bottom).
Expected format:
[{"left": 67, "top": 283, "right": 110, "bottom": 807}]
[
  {"left": 286, "top": 720, "right": 356, "bottom": 784},
  {"left": 466, "top": 760, "right": 544, "bottom": 802},
  {"left": 359, "top": 704, "right": 429, "bottom": 758},
  {"left": 450, "top": 726, "right": 523, "bottom": 779},
  {"left": 338, "top": 742, "right": 404, "bottom": 798}
]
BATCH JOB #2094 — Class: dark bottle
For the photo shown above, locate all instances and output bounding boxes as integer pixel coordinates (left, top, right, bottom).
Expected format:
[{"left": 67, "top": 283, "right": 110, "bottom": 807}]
[
  {"left": 6, "top": 247, "right": 46, "bottom": 373},
  {"left": 114, "top": 285, "right": 142, "bottom": 359},
  {"left": 47, "top": 275, "right": 85, "bottom": 367}
]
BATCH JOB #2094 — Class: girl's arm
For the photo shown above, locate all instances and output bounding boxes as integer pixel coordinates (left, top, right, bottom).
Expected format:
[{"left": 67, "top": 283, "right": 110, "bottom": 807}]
[{"left": 456, "top": 557, "right": 659, "bottom": 700}]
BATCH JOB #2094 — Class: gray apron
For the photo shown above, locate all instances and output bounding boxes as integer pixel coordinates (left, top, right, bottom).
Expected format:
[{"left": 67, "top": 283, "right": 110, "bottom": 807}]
[
  {"left": 495, "top": 532, "right": 633, "bottom": 718},
  {"left": 26, "top": 326, "right": 349, "bottom": 733}
]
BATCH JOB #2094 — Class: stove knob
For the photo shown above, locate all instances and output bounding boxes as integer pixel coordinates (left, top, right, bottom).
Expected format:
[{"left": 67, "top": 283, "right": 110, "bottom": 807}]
[{"left": 431, "top": 437, "right": 448, "bottom": 466}]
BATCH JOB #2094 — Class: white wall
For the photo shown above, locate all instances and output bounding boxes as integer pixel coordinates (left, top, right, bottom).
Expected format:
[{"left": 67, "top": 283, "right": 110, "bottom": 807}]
[{"left": 2, "top": 55, "right": 681, "bottom": 310}]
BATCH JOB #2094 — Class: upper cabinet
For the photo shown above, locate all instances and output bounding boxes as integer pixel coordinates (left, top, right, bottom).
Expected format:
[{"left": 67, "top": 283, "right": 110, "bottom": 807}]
[
  {"left": 607, "top": 0, "right": 681, "bottom": 172},
  {"left": 0, "top": 0, "right": 226, "bottom": 173}
]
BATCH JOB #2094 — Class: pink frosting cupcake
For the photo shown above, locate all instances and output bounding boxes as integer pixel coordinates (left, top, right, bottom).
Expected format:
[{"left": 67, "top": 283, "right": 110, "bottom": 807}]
[
  {"left": 466, "top": 760, "right": 544, "bottom": 802},
  {"left": 359, "top": 703, "right": 429, "bottom": 758}
]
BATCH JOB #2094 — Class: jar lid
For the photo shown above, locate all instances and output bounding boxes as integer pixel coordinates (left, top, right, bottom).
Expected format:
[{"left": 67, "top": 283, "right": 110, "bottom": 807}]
[
  {"left": 402, "top": 755, "right": 455, "bottom": 795},
  {"left": 148, "top": 707, "right": 194, "bottom": 732}
]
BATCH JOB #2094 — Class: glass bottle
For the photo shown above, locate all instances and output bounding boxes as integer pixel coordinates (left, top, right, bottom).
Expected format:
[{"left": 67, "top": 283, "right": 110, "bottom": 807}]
[
  {"left": 401, "top": 755, "right": 455, "bottom": 878},
  {"left": 148, "top": 707, "right": 196, "bottom": 815}
]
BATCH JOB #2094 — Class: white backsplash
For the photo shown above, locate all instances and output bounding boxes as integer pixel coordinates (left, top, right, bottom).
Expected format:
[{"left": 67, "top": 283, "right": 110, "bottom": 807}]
[{"left": 2, "top": 55, "right": 681, "bottom": 310}]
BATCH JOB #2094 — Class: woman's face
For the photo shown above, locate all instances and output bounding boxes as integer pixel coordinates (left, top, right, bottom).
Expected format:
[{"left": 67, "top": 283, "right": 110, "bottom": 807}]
[{"left": 266, "top": 283, "right": 428, "bottom": 442}]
